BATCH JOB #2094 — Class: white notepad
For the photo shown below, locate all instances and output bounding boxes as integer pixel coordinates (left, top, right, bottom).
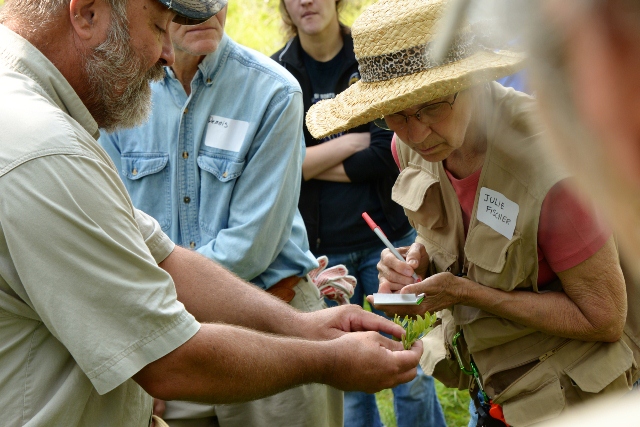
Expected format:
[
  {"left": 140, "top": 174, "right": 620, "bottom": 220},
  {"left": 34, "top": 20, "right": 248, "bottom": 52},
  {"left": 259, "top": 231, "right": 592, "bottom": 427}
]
[{"left": 372, "top": 293, "right": 425, "bottom": 305}]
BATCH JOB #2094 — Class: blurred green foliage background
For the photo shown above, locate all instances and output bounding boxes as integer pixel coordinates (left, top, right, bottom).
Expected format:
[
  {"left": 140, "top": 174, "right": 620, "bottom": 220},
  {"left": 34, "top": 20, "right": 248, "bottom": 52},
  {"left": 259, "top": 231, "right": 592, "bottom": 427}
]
[{"left": 226, "top": 0, "right": 376, "bottom": 55}]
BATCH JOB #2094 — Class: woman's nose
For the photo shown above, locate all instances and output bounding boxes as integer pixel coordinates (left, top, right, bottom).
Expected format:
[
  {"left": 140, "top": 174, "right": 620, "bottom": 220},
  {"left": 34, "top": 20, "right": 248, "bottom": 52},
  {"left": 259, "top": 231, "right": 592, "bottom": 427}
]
[{"left": 405, "top": 119, "right": 433, "bottom": 144}]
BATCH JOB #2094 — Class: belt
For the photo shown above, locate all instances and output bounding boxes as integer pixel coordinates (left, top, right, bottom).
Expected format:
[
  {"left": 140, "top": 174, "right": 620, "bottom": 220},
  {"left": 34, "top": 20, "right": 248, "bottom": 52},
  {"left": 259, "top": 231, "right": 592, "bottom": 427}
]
[{"left": 266, "top": 275, "right": 301, "bottom": 303}]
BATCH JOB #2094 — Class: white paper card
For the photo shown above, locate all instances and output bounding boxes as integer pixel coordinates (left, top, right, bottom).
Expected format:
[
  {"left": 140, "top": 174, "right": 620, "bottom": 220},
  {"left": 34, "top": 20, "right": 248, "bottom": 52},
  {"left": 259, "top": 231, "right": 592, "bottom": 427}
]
[
  {"left": 373, "top": 293, "right": 425, "bottom": 305},
  {"left": 204, "top": 115, "right": 249, "bottom": 152},
  {"left": 476, "top": 187, "right": 519, "bottom": 240}
]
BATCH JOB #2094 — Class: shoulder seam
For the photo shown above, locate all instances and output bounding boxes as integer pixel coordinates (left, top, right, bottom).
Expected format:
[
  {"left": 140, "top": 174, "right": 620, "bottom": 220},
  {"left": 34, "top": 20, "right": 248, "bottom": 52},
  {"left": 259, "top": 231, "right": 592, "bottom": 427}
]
[{"left": 0, "top": 148, "right": 103, "bottom": 178}]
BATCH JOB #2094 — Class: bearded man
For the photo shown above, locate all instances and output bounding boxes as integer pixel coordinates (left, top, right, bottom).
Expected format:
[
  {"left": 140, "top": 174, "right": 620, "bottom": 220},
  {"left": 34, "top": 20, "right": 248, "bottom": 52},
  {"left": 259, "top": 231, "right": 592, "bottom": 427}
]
[{"left": 0, "top": 0, "right": 422, "bottom": 426}]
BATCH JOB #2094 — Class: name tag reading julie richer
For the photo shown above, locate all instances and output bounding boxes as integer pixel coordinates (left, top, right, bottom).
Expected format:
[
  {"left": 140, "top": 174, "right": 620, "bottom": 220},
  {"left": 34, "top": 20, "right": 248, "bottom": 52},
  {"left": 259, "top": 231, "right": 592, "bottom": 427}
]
[{"left": 476, "top": 187, "right": 519, "bottom": 240}]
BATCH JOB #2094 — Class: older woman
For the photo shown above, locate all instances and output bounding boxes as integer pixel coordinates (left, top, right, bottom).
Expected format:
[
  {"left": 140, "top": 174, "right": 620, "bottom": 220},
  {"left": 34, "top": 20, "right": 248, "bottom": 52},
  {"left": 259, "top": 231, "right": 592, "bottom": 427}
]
[{"left": 305, "top": 0, "right": 640, "bottom": 426}]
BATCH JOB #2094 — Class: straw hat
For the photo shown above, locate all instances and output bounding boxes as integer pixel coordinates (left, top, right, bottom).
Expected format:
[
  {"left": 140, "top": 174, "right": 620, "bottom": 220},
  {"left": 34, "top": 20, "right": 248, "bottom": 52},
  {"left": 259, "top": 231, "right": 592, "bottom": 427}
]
[{"left": 305, "top": 0, "right": 525, "bottom": 139}]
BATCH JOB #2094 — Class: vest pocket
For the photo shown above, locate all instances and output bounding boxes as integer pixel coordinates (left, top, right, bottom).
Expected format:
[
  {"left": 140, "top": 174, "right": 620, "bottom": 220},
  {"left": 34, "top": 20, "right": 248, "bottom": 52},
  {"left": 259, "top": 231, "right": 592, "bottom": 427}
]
[
  {"left": 501, "top": 377, "right": 565, "bottom": 427},
  {"left": 495, "top": 338, "right": 635, "bottom": 426},
  {"left": 120, "top": 153, "right": 171, "bottom": 231},
  {"left": 392, "top": 165, "right": 446, "bottom": 230},
  {"left": 421, "top": 309, "right": 472, "bottom": 390},
  {"left": 564, "top": 339, "right": 635, "bottom": 394},
  {"left": 465, "top": 222, "right": 525, "bottom": 291}
]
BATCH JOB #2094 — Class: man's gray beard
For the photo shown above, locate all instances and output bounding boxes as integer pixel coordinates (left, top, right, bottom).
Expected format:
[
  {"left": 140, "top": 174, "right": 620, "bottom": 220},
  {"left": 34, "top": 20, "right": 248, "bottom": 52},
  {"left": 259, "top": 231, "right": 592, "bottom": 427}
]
[{"left": 84, "top": 13, "right": 165, "bottom": 132}]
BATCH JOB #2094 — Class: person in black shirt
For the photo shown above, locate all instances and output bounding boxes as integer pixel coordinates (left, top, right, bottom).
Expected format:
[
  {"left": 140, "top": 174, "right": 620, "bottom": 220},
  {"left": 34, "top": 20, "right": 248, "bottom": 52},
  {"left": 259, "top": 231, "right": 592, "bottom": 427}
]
[{"left": 272, "top": 1, "right": 446, "bottom": 427}]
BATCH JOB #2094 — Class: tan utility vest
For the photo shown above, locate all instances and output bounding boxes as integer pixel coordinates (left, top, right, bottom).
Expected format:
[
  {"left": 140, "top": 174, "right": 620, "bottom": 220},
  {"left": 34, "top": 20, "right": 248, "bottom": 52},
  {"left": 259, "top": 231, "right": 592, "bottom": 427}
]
[{"left": 393, "top": 83, "right": 640, "bottom": 426}]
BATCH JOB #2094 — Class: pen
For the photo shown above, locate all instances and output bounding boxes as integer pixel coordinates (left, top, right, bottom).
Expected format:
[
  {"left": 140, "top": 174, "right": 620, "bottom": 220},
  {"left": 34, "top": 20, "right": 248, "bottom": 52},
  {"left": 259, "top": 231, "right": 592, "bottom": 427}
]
[{"left": 362, "top": 212, "right": 420, "bottom": 281}]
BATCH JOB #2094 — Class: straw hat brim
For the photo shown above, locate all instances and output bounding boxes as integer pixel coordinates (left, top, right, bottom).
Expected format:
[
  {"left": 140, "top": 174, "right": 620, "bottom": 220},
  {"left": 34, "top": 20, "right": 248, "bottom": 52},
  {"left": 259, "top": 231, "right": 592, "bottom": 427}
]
[{"left": 306, "top": 49, "right": 525, "bottom": 139}]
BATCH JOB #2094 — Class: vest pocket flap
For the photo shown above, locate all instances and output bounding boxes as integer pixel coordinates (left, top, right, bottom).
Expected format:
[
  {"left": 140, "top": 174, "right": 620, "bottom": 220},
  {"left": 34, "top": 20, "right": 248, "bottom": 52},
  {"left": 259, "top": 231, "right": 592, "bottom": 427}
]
[
  {"left": 465, "top": 222, "right": 522, "bottom": 274},
  {"left": 392, "top": 166, "right": 438, "bottom": 212},
  {"left": 197, "top": 154, "right": 245, "bottom": 182},
  {"left": 502, "top": 377, "right": 565, "bottom": 427},
  {"left": 419, "top": 323, "right": 447, "bottom": 376},
  {"left": 393, "top": 166, "right": 446, "bottom": 229},
  {"left": 564, "top": 340, "right": 634, "bottom": 393},
  {"left": 121, "top": 154, "right": 168, "bottom": 180}
]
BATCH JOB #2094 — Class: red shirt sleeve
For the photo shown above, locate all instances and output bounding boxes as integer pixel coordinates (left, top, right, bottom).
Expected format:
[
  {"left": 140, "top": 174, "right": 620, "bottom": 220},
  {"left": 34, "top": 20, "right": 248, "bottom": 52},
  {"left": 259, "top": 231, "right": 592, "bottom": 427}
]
[
  {"left": 537, "top": 179, "right": 611, "bottom": 280},
  {"left": 391, "top": 133, "right": 401, "bottom": 170}
]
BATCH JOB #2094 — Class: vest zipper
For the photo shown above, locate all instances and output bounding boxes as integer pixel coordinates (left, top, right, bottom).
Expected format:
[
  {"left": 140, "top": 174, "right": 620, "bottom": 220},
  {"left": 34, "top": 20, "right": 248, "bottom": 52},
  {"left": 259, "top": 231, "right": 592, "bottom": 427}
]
[
  {"left": 490, "top": 339, "right": 572, "bottom": 377},
  {"left": 538, "top": 340, "right": 571, "bottom": 362}
]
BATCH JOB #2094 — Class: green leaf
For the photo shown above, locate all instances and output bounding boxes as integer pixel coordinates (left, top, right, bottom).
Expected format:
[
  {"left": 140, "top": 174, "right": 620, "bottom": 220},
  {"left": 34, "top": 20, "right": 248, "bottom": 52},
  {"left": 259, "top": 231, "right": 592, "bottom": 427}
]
[{"left": 393, "top": 312, "right": 437, "bottom": 350}]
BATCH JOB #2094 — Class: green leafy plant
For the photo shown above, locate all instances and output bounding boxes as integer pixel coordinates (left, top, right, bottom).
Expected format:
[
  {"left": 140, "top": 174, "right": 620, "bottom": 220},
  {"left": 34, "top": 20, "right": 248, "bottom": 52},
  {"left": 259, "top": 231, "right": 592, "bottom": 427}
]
[{"left": 393, "top": 313, "right": 437, "bottom": 350}]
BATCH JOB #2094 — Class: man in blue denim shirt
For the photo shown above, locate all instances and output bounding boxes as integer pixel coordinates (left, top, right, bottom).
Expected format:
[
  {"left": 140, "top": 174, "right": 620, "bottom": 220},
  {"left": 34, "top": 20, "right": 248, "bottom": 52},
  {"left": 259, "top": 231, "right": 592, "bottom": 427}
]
[{"left": 100, "top": 6, "right": 343, "bottom": 427}]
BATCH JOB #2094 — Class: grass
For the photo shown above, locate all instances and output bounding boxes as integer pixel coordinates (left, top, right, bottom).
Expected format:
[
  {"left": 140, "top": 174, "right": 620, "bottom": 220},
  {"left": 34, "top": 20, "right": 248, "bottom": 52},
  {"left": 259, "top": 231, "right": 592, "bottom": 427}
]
[{"left": 376, "top": 383, "right": 471, "bottom": 427}]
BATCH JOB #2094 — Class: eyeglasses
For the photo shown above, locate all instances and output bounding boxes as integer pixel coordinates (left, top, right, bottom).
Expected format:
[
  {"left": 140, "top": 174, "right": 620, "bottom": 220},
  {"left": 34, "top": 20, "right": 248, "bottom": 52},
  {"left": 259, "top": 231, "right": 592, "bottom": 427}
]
[{"left": 374, "top": 93, "right": 459, "bottom": 131}]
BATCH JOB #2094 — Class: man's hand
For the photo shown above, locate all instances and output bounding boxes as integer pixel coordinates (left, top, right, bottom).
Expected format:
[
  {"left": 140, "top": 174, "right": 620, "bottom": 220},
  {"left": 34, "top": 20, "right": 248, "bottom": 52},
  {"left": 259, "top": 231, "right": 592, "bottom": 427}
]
[
  {"left": 322, "top": 331, "right": 423, "bottom": 393},
  {"left": 294, "top": 305, "right": 407, "bottom": 341},
  {"left": 377, "top": 243, "right": 430, "bottom": 293}
]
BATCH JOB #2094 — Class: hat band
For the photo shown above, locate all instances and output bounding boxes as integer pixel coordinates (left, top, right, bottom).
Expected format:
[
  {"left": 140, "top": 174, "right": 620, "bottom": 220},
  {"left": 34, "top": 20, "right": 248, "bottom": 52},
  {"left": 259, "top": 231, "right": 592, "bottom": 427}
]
[{"left": 358, "top": 33, "right": 477, "bottom": 83}]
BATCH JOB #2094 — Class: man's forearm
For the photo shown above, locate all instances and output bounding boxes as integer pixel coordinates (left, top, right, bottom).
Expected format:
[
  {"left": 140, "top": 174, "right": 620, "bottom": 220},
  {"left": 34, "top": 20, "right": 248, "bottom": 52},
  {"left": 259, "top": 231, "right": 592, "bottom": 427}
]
[
  {"left": 159, "top": 246, "right": 303, "bottom": 336},
  {"left": 134, "top": 321, "right": 423, "bottom": 403},
  {"left": 134, "top": 323, "right": 330, "bottom": 404}
]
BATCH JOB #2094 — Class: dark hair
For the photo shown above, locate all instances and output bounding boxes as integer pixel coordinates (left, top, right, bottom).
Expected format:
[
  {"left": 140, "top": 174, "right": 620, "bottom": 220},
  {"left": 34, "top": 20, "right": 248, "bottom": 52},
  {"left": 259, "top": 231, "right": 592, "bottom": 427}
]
[{"left": 278, "top": 0, "right": 346, "bottom": 40}]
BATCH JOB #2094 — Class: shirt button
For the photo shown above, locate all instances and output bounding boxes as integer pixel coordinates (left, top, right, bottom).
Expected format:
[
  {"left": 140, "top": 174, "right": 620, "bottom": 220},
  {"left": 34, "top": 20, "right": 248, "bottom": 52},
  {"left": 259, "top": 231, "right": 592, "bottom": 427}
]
[
  {"left": 189, "top": 241, "right": 196, "bottom": 248},
  {"left": 132, "top": 168, "right": 138, "bottom": 176},
  {"left": 182, "top": 151, "right": 189, "bottom": 159},
  {"left": 206, "top": 78, "right": 212, "bottom": 83},
  {"left": 222, "top": 171, "right": 228, "bottom": 178},
  {"left": 183, "top": 196, "right": 191, "bottom": 204},
  {"left": 183, "top": 108, "right": 188, "bottom": 114}
]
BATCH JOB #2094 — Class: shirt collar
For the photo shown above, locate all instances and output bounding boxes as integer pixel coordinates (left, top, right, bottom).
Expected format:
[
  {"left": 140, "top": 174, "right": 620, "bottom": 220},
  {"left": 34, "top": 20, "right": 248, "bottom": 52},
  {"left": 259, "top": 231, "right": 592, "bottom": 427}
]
[
  {"left": 198, "top": 32, "right": 230, "bottom": 83},
  {"left": 164, "top": 33, "right": 231, "bottom": 88},
  {"left": 0, "top": 24, "right": 100, "bottom": 140}
]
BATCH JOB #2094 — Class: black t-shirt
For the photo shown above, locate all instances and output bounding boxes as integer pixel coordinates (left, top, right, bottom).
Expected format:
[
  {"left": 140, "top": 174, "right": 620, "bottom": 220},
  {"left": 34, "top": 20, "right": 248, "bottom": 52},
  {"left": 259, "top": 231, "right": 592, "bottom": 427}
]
[{"left": 302, "top": 49, "right": 394, "bottom": 253}]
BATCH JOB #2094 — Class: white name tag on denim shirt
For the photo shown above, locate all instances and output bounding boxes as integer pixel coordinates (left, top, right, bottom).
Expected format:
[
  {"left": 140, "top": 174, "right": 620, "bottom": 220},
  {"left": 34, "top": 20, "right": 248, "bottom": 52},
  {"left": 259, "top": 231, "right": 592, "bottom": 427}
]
[
  {"left": 204, "top": 115, "right": 249, "bottom": 152},
  {"left": 477, "top": 187, "right": 519, "bottom": 240}
]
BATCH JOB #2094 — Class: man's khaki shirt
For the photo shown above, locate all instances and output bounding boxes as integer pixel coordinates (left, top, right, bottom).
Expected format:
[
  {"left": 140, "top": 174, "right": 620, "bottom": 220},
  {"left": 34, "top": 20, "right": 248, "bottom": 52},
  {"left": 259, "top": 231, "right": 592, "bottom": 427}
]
[{"left": 0, "top": 25, "right": 200, "bottom": 426}]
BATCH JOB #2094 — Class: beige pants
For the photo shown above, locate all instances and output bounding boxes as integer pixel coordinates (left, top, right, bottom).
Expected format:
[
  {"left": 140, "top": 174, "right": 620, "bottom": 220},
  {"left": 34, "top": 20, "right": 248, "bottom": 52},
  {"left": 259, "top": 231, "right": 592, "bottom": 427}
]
[{"left": 164, "top": 277, "right": 344, "bottom": 427}]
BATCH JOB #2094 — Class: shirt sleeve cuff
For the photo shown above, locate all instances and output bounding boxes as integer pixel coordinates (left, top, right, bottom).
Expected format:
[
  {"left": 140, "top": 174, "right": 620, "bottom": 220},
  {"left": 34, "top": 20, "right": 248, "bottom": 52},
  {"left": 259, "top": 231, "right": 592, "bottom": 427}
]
[
  {"left": 134, "top": 208, "right": 176, "bottom": 263},
  {"left": 89, "top": 309, "right": 201, "bottom": 395}
]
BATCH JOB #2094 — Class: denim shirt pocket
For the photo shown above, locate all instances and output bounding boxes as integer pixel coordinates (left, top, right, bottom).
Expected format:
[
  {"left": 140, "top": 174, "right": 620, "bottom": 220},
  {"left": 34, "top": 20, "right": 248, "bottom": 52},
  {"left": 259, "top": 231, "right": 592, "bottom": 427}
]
[
  {"left": 197, "top": 152, "right": 245, "bottom": 181},
  {"left": 120, "top": 153, "right": 171, "bottom": 231},
  {"left": 196, "top": 152, "right": 245, "bottom": 235}
]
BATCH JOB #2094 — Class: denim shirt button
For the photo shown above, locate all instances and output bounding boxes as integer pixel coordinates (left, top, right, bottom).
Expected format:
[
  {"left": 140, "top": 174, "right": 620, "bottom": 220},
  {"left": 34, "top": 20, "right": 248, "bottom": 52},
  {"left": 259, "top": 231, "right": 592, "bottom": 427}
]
[
  {"left": 132, "top": 168, "right": 138, "bottom": 176},
  {"left": 222, "top": 171, "right": 228, "bottom": 178},
  {"left": 189, "top": 241, "right": 196, "bottom": 248},
  {"left": 183, "top": 108, "right": 188, "bottom": 114},
  {"left": 183, "top": 196, "right": 191, "bottom": 204},
  {"left": 182, "top": 151, "right": 189, "bottom": 159}
]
